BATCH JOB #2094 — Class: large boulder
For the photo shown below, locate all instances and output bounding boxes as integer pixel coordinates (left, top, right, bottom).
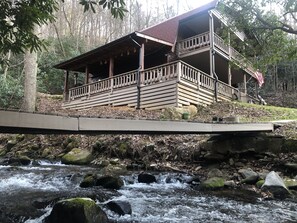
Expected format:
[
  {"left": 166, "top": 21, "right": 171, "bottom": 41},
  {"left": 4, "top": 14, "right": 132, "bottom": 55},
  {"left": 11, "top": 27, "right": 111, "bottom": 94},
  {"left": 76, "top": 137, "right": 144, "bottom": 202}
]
[
  {"left": 44, "top": 198, "right": 108, "bottom": 223},
  {"left": 262, "top": 171, "right": 290, "bottom": 199},
  {"left": 61, "top": 148, "right": 93, "bottom": 165},
  {"left": 238, "top": 168, "right": 259, "bottom": 184},
  {"left": 106, "top": 200, "right": 132, "bottom": 216},
  {"left": 138, "top": 173, "right": 157, "bottom": 184},
  {"left": 200, "top": 177, "right": 225, "bottom": 190},
  {"left": 96, "top": 175, "right": 124, "bottom": 190}
]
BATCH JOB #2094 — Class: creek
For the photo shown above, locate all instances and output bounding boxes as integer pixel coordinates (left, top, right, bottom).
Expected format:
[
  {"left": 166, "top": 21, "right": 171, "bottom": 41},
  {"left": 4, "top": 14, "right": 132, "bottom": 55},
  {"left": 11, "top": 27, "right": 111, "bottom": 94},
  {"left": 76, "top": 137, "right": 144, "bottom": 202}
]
[{"left": 0, "top": 161, "right": 296, "bottom": 223}]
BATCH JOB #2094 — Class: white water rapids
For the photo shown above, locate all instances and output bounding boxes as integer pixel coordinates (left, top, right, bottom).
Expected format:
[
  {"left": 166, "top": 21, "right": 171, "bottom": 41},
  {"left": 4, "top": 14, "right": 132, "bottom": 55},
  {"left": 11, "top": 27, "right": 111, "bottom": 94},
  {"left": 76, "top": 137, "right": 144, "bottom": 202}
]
[{"left": 0, "top": 162, "right": 296, "bottom": 223}]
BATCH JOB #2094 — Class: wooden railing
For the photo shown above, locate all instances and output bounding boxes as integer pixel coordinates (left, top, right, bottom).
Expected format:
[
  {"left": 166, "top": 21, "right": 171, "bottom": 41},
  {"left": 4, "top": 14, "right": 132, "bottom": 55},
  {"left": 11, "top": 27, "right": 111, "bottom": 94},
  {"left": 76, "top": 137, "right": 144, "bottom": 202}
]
[
  {"left": 214, "top": 34, "right": 229, "bottom": 54},
  {"left": 178, "top": 32, "right": 210, "bottom": 55},
  {"left": 68, "top": 61, "right": 237, "bottom": 102},
  {"left": 142, "top": 61, "right": 178, "bottom": 85},
  {"left": 178, "top": 32, "right": 257, "bottom": 76},
  {"left": 69, "top": 70, "right": 137, "bottom": 100}
]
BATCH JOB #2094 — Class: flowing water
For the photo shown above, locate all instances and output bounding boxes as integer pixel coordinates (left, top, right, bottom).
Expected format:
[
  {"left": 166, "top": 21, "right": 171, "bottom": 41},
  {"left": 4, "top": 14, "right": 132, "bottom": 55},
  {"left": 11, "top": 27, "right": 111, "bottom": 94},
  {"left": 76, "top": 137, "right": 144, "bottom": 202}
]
[{"left": 0, "top": 162, "right": 297, "bottom": 223}]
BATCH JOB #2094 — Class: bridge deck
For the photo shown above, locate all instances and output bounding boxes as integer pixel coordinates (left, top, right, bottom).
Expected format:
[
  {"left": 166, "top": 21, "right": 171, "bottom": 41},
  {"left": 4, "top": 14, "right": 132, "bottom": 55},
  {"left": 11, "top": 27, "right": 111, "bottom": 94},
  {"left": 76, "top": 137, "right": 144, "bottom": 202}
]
[{"left": 0, "top": 110, "right": 274, "bottom": 135}]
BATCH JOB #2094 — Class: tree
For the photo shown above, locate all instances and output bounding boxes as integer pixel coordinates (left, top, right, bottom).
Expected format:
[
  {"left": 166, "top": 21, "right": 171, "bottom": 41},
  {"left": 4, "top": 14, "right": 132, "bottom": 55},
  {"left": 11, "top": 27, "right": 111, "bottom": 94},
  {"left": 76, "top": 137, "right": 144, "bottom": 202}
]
[
  {"left": 0, "top": 0, "right": 127, "bottom": 63},
  {"left": 221, "top": 0, "right": 297, "bottom": 35},
  {"left": 0, "top": 0, "right": 127, "bottom": 111},
  {"left": 220, "top": 0, "right": 297, "bottom": 68}
]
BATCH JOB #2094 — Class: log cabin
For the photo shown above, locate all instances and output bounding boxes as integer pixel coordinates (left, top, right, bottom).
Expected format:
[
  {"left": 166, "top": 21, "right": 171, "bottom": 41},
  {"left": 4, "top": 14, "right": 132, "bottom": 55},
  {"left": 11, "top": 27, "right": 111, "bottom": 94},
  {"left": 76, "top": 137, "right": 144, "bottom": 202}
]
[{"left": 54, "top": 0, "right": 263, "bottom": 110}]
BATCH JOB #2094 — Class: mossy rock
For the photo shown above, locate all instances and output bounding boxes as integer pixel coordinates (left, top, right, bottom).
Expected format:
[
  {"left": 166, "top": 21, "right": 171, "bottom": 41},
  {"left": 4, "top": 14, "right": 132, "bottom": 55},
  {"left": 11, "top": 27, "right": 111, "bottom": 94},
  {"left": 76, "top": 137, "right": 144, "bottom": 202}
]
[
  {"left": 44, "top": 197, "right": 108, "bottom": 223},
  {"left": 96, "top": 175, "right": 124, "bottom": 190},
  {"left": 6, "top": 140, "right": 17, "bottom": 150},
  {"left": 200, "top": 177, "right": 225, "bottom": 190},
  {"left": 256, "top": 180, "right": 265, "bottom": 188},
  {"left": 80, "top": 175, "right": 97, "bottom": 188},
  {"left": 61, "top": 148, "right": 93, "bottom": 165},
  {"left": 42, "top": 147, "right": 55, "bottom": 158},
  {"left": 0, "top": 147, "right": 7, "bottom": 156}
]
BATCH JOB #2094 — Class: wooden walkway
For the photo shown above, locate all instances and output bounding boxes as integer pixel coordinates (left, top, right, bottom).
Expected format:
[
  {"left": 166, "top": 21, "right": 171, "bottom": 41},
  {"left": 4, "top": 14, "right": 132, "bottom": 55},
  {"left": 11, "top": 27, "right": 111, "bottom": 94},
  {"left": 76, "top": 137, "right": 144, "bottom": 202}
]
[{"left": 0, "top": 110, "right": 274, "bottom": 135}]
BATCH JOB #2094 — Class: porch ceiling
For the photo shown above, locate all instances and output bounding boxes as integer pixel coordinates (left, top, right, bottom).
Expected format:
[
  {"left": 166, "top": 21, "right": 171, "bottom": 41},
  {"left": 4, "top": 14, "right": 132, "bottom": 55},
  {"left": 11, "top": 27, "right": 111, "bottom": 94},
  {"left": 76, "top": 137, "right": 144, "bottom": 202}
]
[{"left": 54, "top": 33, "right": 170, "bottom": 73}]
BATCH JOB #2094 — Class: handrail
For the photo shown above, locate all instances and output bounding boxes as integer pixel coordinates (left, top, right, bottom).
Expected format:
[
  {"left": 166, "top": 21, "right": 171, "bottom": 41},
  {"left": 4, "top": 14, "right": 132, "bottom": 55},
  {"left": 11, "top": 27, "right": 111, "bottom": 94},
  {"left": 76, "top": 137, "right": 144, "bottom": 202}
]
[
  {"left": 178, "top": 32, "right": 210, "bottom": 55},
  {"left": 142, "top": 61, "right": 178, "bottom": 85},
  {"left": 214, "top": 33, "right": 229, "bottom": 54},
  {"left": 68, "top": 61, "right": 238, "bottom": 102}
]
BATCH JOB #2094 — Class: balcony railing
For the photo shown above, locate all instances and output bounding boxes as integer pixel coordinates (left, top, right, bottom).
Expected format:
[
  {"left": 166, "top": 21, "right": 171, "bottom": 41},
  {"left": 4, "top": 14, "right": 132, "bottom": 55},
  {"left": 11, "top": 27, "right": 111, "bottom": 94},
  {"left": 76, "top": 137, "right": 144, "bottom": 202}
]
[
  {"left": 178, "top": 32, "right": 257, "bottom": 76},
  {"left": 67, "top": 61, "right": 238, "bottom": 102}
]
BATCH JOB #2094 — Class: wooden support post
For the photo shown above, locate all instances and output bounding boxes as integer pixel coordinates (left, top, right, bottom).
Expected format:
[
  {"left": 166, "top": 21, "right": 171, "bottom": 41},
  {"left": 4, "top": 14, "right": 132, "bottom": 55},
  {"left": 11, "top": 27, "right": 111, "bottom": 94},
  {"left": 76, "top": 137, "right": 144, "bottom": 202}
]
[
  {"left": 137, "top": 43, "right": 145, "bottom": 109},
  {"left": 64, "top": 70, "right": 69, "bottom": 101},
  {"left": 139, "top": 43, "right": 145, "bottom": 84},
  {"left": 243, "top": 73, "right": 247, "bottom": 94},
  {"left": 209, "top": 11, "right": 214, "bottom": 78},
  {"left": 109, "top": 57, "right": 114, "bottom": 92},
  {"left": 228, "top": 63, "right": 232, "bottom": 86},
  {"left": 85, "top": 65, "right": 90, "bottom": 84}
]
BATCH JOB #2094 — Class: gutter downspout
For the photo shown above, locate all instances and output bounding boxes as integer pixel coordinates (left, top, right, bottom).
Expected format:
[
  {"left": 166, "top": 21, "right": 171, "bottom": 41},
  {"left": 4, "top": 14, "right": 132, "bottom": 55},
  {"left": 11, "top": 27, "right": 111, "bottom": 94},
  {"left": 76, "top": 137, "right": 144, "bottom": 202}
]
[
  {"left": 209, "top": 11, "right": 218, "bottom": 102},
  {"left": 130, "top": 36, "right": 142, "bottom": 109}
]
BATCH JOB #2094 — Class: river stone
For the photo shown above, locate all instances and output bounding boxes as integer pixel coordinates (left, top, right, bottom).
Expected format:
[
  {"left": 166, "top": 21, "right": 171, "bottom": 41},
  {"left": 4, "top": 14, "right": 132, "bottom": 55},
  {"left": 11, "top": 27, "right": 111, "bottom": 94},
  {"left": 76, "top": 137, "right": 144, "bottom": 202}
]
[
  {"left": 262, "top": 171, "right": 290, "bottom": 199},
  {"left": 204, "top": 152, "right": 226, "bottom": 161},
  {"left": 138, "top": 173, "right": 157, "bottom": 184},
  {"left": 284, "top": 179, "right": 297, "bottom": 190},
  {"left": 207, "top": 168, "right": 224, "bottom": 179},
  {"left": 106, "top": 200, "right": 132, "bottom": 216},
  {"left": 96, "top": 175, "right": 124, "bottom": 190},
  {"left": 44, "top": 197, "right": 108, "bottom": 223},
  {"left": 200, "top": 177, "right": 225, "bottom": 190},
  {"left": 80, "top": 175, "right": 97, "bottom": 188},
  {"left": 284, "top": 163, "right": 297, "bottom": 172},
  {"left": 61, "top": 148, "right": 93, "bottom": 165},
  {"left": 6, "top": 140, "right": 17, "bottom": 150},
  {"left": 238, "top": 168, "right": 259, "bottom": 184}
]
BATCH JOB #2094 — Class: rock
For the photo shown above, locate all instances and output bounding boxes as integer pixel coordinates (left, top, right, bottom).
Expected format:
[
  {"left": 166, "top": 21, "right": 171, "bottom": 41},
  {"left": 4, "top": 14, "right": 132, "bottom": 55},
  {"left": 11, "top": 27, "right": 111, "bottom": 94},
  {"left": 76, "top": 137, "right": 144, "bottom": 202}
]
[
  {"left": 284, "top": 179, "right": 297, "bottom": 190},
  {"left": 99, "top": 165, "right": 127, "bottom": 176},
  {"left": 238, "top": 168, "right": 259, "bottom": 184},
  {"left": 262, "top": 171, "right": 290, "bottom": 199},
  {"left": 224, "top": 180, "right": 236, "bottom": 188},
  {"left": 80, "top": 175, "right": 97, "bottom": 188},
  {"left": 138, "top": 173, "right": 157, "bottom": 184},
  {"left": 61, "top": 148, "right": 93, "bottom": 165},
  {"left": 200, "top": 177, "right": 225, "bottom": 190},
  {"left": 229, "top": 158, "right": 235, "bottom": 166},
  {"left": 207, "top": 168, "right": 224, "bottom": 179},
  {"left": 8, "top": 155, "right": 31, "bottom": 165},
  {"left": 96, "top": 175, "right": 124, "bottom": 190},
  {"left": 106, "top": 200, "right": 132, "bottom": 216},
  {"left": 256, "top": 180, "right": 265, "bottom": 188},
  {"left": 204, "top": 152, "right": 226, "bottom": 161},
  {"left": 284, "top": 163, "right": 297, "bottom": 171},
  {"left": 44, "top": 197, "right": 108, "bottom": 223},
  {"left": 6, "top": 140, "right": 17, "bottom": 150},
  {"left": 0, "top": 147, "right": 6, "bottom": 156},
  {"left": 187, "top": 105, "right": 198, "bottom": 117},
  {"left": 187, "top": 176, "right": 200, "bottom": 185}
]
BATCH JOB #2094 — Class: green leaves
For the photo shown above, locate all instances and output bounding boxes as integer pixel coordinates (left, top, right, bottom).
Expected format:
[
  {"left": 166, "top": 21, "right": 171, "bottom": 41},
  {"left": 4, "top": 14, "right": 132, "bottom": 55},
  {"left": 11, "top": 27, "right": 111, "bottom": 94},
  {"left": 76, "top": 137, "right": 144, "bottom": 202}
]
[{"left": 79, "top": 0, "right": 127, "bottom": 19}]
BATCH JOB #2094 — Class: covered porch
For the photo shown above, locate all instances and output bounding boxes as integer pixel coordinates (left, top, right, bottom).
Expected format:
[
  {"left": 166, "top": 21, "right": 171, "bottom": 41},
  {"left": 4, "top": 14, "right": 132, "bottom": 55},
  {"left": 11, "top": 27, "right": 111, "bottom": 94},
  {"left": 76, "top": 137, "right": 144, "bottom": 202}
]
[{"left": 63, "top": 61, "right": 248, "bottom": 110}]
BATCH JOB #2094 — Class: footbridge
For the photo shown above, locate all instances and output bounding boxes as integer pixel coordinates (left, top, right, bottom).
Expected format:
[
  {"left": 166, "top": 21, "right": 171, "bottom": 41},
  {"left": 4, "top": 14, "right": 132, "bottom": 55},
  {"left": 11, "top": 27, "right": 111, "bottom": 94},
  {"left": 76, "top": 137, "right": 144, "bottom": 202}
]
[{"left": 0, "top": 110, "right": 274, "bottom": 135}]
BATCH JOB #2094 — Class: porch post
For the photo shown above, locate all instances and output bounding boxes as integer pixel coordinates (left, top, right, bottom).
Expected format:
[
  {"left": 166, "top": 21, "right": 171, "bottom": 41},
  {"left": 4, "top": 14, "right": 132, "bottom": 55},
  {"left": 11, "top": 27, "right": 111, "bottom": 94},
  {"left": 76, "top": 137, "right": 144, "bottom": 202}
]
[
  {"left": 137, "top": 43, "right": 145, "bottom": 109},
  {"left": 243, "top": 73, "right": 247, "bottom": 94},
  {"left": 85, "top": 65, "right": 90, "bottom": 84},
  {"left": 228, "top": 63, "right": 232, "bottom": 86},
  {"left": 209, "top": 11, "right": 215, "bottom": 78},
  {"left": 64, "top": 70, "right": 69, "bottom": 101},
  {"left": 109, "top": 57, "right": 114, "bottom": 91}
]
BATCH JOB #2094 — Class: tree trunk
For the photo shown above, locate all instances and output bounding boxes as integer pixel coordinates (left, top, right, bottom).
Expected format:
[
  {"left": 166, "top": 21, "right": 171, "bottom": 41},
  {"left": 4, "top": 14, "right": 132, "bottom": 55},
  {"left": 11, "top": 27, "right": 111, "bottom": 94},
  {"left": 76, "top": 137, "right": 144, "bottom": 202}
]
[{"left": 23, "top": 49, "right": 37, "bottom": 112}]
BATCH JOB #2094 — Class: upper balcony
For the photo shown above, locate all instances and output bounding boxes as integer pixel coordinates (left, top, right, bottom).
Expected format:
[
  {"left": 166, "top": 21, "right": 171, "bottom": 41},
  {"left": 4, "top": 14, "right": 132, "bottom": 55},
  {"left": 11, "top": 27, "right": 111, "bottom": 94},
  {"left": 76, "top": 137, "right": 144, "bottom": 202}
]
[{"left": 177, "top": 32, "right": 256, "bottom": 77}]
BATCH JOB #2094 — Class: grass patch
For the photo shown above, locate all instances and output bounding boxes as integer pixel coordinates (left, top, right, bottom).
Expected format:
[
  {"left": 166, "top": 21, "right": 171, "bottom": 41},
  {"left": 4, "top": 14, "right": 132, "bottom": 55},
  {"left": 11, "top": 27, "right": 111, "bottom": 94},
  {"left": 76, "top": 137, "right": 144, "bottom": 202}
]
[{"left": 235, "top": 102, "right": 297, "bottom": 122}]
